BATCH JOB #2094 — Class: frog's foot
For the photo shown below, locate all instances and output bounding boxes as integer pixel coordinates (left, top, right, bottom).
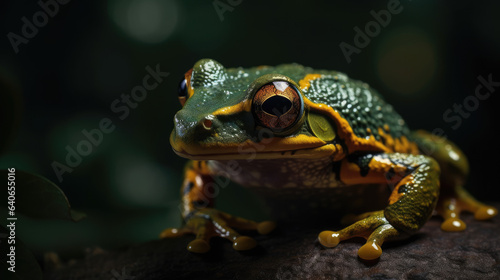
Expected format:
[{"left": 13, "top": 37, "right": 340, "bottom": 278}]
[
  {"left": 318, "top": 210, "right": 401, "bottom": 260},
  {"left": 438, "top": 186, "right": 498, "bottom": 232},
  {"left": 160, "top": 208, "right": 276, "bottom": 253}
]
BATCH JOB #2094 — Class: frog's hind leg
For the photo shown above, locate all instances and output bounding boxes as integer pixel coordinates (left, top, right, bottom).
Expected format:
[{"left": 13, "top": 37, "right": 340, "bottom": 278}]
[
  {"left": 411, "top": 130, "right": 498, "bottom": 231},
  {"left": 320, "top": 153, "right": 440, "bottom": 260}
]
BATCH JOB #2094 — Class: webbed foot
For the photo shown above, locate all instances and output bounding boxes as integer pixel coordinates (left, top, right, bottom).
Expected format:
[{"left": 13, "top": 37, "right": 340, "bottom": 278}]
[
  {"left": 438, "top": 186, "right": 498, "bottom": 232},
  {"left": 161, "top": 208, "right": 276, "bottom": 253},
  {"left": 318, "top": 210, "right": 401, "bottom": 260}
]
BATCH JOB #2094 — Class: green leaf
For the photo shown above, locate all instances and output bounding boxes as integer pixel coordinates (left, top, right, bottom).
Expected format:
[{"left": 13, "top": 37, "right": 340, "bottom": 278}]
[
  {"left": 0, "top": 225, "right": 43, "bottom": 280},
  {"left": 0, "top": 170, "right": 86, "bottom": 221}
]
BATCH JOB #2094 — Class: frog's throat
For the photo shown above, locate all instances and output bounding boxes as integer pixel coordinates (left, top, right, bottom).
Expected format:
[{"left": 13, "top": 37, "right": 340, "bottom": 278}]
[{"left": 172, "top": 143, "right": 343, "bottom": 160}]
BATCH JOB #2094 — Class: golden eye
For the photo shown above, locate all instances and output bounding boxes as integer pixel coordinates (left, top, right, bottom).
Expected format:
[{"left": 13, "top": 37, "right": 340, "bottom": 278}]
[{"left": 252, "top": 80, "right": 304, "bottom": 133}]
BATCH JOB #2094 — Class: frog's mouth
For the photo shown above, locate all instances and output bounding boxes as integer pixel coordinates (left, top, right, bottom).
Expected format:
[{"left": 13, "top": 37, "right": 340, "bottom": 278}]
[
  {"left": 170, "top": 132, "right": 342, "bottom": 160},
  {"left": 172, "top": 144, "right": 341, "bottom": 160}
]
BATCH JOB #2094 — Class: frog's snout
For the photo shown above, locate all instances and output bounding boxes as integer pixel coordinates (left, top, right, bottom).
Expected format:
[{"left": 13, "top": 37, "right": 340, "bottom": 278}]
[
  {"left": 173, "top": 110, "right": 217, "bottom": 146},
  {"left": 173, "top": 110, "right": 192, "bottom": 139}
]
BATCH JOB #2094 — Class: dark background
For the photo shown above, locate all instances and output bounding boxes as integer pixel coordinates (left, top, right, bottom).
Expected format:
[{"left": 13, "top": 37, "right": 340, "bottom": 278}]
[{"left": 0, "top": 0, "right": 499, "bottom": 262}]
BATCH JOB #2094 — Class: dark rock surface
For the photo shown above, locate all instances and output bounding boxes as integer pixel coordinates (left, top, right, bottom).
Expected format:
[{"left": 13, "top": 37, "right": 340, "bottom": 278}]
[{"left": 46, "top": 203, "right": 500, "bottom": 280}]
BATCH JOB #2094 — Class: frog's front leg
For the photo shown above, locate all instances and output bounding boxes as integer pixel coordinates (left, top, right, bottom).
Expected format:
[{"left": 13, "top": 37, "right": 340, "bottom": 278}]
[
  {"left": 160, "top": 160, "right": 275, "bottom": 253},
  {"left": 319, "top": 153, "right": 440, "bottom": 260}
]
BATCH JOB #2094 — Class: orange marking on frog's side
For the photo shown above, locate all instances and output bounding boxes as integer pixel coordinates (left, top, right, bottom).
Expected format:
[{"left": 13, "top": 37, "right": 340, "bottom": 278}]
[
  {"left": 377, "top": 128, "right": 419, "bottom": 154},
  {"left": 340, "top": 160, "right": 388, "bottom": 185},
  {"left": 301, "top": 94, "right": 419, "bottom": 154},
  {"left": 340, "top": 154, "right": 414, "bottom": 193},
  {"left": 298, "top": 73, "right": 419, "bottom": 154},
  {"left": 304, "top": 97, "right": 390, "bottom": 153},
  {"left": 299, "top": 74, "right": 323, "bottom": 91}
]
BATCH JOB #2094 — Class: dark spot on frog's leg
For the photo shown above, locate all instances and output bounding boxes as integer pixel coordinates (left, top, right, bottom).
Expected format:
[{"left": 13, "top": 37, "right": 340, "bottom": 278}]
[
  {"left": 398, "top": 184, "right": 407, "bottom": 194},
  {"left": 183, "top": 182, "right": 194, "bottom": 196},
  {"left": 193, "top": 200, "right": 209, "bottom": 208},
  {"left": 384, "top": 165, "right": 415, "bottom": 188}
]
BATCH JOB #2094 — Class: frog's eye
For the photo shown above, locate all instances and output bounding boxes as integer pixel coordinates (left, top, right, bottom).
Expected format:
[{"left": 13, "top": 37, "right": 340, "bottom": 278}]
[
  {"left": 252, "top": 80, "right": 304, "bottom": 133},
  {"left": 178, "top": 78, "right": 188, "bottom": 106}
]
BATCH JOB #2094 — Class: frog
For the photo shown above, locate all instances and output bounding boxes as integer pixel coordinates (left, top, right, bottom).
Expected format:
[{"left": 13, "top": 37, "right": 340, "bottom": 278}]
[{"left": 162, "top": 58, "right": 498, "bottom": 260}]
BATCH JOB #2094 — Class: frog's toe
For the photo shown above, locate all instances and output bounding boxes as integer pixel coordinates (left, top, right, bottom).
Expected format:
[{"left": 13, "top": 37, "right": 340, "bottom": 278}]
[
  {"left": 358, "top": 242, "right": 382, "bottom": 260},
  {"left": 187, "top": 239, "right": 211, "bottom": 253},
  {"left": 474, "top": 206, "right": 498, "bottom": 220},
  {"left": 438, "top": 186, "right": 498, "bottom": 231},
  {"left": 232, "top": 236, "right": 257, "bottom": 251},
  {"left": 159, "top": 227, "right": 187, "bottom": 238},
  {"left": 257, "top": 221, "right": 276, "bottom": 235},
  {"left": 318, "top": 230, "right": 340, "bottom": 248},
  {"left": 440, "top": 217, "right": 466, "bottom": 232},
  {"left": 358, "top": 224, "right": 399, "bottom": 260}
]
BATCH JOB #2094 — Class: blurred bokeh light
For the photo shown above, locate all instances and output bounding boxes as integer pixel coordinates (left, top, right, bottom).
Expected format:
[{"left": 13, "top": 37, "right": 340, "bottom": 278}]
[
  {"left": 376, "top": 26, "right": 438, "bottom": 97},
  {"left": 108, "top": 0, "right": 179, "bottom": 44},
  {"left": 113, "top": 154, "right": 173, "bottom": 207}
]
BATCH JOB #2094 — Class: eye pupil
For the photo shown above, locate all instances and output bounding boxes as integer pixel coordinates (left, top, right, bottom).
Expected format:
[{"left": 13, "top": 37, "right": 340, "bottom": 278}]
[
  {"left": 252, "top": 79, "right": 304, "bottom": 134},
  {"left": 262, "top": 96, "right": 292, "bottom": 117},
  {"left": 178, "top": 79, "right": 188, "bottom": 98}
]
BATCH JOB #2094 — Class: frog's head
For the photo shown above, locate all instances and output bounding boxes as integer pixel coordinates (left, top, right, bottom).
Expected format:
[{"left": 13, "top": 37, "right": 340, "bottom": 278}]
[{"left": 170, "top": 59, "right": 340, "bottom": 160}]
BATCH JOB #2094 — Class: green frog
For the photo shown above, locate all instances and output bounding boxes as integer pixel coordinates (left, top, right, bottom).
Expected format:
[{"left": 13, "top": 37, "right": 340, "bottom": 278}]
[{"left": 162, "top": 58, "right": 497, "bottom": 260}]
